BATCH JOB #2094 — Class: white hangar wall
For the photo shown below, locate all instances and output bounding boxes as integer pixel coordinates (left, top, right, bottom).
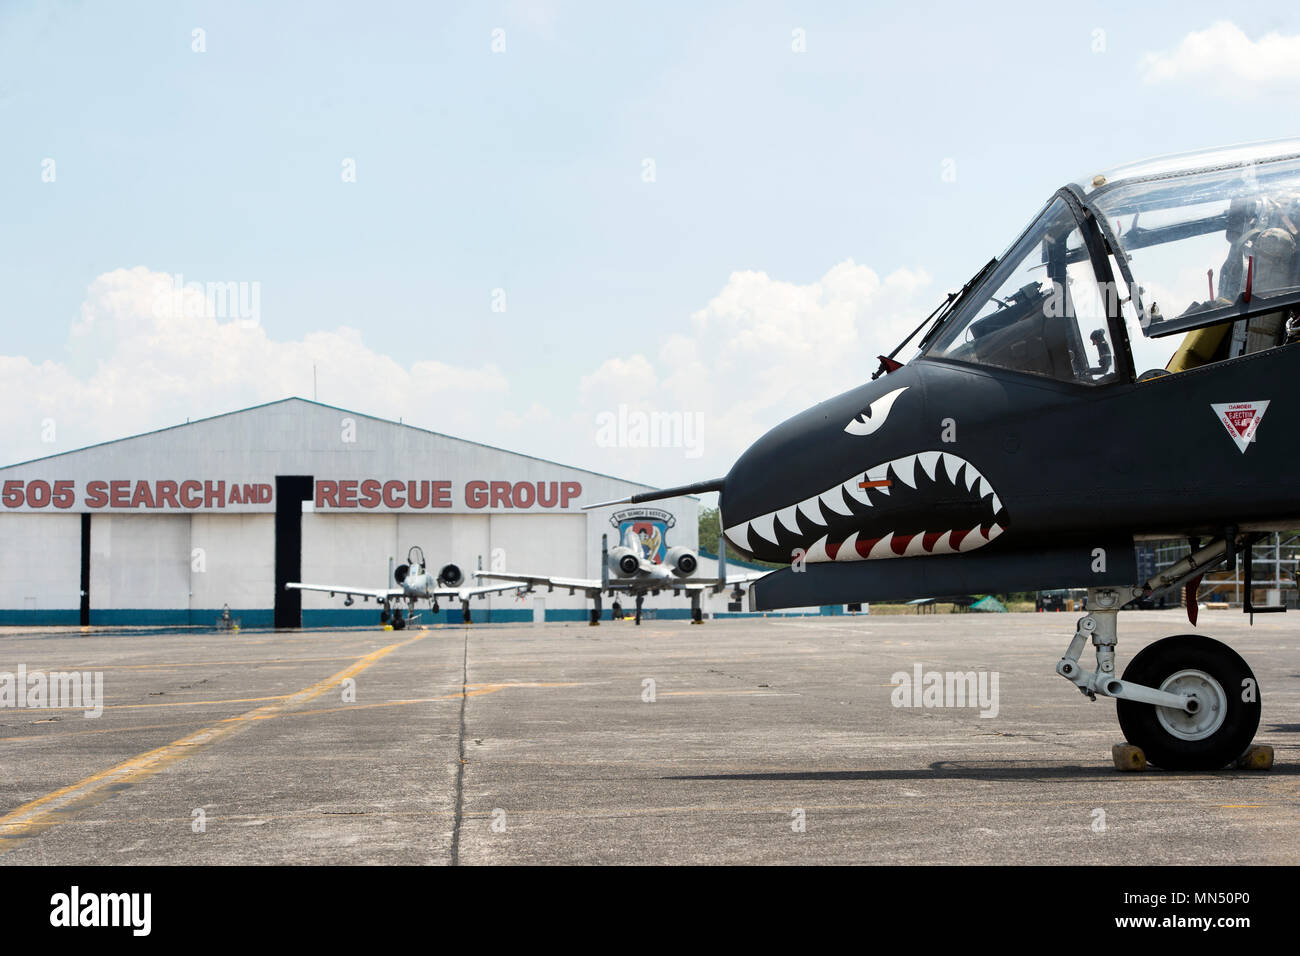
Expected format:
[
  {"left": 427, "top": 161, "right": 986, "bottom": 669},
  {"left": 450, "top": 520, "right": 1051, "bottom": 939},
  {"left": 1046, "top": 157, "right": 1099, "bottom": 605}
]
[
  {"left": 0, "top": 398, "right": 704, "bottom": 626},
  {"left": 0, "top": 513, "right": 82, "bottom": 622}
]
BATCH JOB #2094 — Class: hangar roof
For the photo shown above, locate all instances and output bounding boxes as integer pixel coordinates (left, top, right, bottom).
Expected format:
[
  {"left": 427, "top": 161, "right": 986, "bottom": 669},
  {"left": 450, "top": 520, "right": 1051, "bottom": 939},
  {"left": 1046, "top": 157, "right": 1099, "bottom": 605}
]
[
  {"left": 0, "top": 397, "right": 691, "bottom": 513},
  {"left": 1, "top": 396, "right": 661, "bottom": 490}
]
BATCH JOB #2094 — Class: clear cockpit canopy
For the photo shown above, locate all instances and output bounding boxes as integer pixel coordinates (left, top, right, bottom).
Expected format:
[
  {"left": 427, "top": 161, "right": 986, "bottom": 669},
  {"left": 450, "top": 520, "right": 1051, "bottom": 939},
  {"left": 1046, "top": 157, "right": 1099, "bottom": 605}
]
[
  {"left": 1087, "top": 141, "right": 1300, "bottom": 338},
  {"left": 923, "top": 140, "right": 1300, "bottom": 384}
]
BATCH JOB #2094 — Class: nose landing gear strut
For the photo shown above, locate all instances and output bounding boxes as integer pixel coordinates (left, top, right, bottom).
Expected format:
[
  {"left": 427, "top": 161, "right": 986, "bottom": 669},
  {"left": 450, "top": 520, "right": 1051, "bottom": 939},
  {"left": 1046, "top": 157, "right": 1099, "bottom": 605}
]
[{"left": 1056, "top": 575, "right": 1262, "bottom": 770}]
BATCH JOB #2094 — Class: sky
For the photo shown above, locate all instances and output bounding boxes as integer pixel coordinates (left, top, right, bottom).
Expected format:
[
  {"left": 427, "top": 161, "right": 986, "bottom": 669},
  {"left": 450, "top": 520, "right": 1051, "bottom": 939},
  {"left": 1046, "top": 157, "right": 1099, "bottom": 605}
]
[{"left": 2, "top": 1, "right": 1299, "bottom": 487}]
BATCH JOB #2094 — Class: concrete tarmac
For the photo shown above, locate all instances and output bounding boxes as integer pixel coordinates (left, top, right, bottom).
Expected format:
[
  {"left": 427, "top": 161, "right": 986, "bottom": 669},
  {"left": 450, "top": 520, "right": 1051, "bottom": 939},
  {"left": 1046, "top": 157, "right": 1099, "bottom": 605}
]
[{"left": 0, "top": 609, "right": 1296, "bottom": 864}]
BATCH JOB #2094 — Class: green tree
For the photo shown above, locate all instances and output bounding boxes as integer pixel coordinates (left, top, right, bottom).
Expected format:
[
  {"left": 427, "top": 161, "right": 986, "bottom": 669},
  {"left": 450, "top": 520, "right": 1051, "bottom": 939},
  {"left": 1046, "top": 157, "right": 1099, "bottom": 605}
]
[
  {"left": 699, "top": 506, "right": 782, "bottom": 568},
  {"left": 699, "top": 506, "right": 721, "bottom": 554}
]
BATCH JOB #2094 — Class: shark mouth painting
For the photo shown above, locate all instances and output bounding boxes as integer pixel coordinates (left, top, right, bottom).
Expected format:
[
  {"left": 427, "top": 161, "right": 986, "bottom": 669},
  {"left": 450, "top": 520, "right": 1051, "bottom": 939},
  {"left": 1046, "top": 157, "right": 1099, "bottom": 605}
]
[{"left": 724, "top": 451, "right": 1007, "bottom": 563}]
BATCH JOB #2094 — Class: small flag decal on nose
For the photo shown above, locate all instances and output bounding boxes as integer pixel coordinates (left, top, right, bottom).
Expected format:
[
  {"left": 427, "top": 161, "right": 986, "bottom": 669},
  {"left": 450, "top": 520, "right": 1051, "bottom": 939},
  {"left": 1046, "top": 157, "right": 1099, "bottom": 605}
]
[{"left": 1211, "top": 400, "right": 1269, "bottom": 453}]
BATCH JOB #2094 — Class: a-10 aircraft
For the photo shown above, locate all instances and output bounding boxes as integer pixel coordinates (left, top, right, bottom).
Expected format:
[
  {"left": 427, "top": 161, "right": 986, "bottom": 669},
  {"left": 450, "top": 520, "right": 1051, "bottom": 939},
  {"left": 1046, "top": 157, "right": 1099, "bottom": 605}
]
[
  {"left": 609, "top": 139, "right": 1300, "bottom": 771},
  {"left": 286, "top": 546, "right": 524, "bottom": 628},
  {"left": 475, "top": 525, "right": 764, "bottom": 624}
]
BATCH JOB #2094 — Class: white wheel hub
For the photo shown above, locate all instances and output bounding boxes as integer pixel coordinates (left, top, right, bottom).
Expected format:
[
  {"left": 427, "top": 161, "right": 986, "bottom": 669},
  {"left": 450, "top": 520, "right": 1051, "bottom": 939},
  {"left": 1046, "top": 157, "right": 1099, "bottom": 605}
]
[{"left": 1156, "top": 669, "right": 1227, "bottom": 741}]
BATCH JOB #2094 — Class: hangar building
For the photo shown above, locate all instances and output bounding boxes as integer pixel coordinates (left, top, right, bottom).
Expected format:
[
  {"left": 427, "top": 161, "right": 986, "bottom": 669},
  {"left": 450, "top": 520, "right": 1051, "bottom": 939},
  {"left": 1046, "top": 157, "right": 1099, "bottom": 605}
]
[{"left": 0, "top": 398, "right": 710, "bottom": 626}]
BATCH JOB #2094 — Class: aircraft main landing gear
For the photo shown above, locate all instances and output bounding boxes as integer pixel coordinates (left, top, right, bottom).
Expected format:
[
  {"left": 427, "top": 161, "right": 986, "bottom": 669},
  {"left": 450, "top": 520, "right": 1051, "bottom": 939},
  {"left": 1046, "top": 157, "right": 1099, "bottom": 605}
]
[{"left": 1056, "top": 586, "right": 1261, "bottom": 770}]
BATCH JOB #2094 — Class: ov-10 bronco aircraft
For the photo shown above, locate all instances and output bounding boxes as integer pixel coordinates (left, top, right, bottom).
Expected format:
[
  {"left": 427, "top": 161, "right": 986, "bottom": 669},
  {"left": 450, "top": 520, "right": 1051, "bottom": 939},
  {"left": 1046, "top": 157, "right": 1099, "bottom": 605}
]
[
  {"left": 609, "top": 139, "right": 1300, "bottom": 770},
  {"left": 287, "top": 546, "right": 525, "bottom": 628},
  {"left": 475, "top": 526, "right": 764, "bottom": 625}
]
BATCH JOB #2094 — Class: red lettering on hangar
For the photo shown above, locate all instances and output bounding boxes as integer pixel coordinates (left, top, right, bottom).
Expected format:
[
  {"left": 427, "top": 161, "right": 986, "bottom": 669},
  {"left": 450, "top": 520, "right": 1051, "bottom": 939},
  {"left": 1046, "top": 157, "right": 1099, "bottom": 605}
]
[
  {"left": 315, "top": 480, "right": 452, "bottom": 509},
  {"left": 311, "top": 480, "right": 582, "bottom": 509},
  {"left": 81, "top": 480, "right": 272, "bottom": 509},
  {"left": 4, "top": 478, "right": 585, "bottom": 510},
  {"left": 464, "top": 480, "right": 581, "bottom": 509}
]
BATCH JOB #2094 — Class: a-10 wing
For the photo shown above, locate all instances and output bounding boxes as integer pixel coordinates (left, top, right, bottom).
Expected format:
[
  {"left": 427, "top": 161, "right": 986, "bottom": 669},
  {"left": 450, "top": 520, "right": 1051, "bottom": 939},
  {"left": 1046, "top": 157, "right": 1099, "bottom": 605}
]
[
  {"left": 285, "top": 582, "right": 403, "bottom": 601},
  {"left": 475, "top": 569, "right": 768, "bottom": 595},
  {"left": 286, "top": 581, "right": 529, "bottom": 602},
  {"left": 474, "top": 570, "right": 604, "bottom": 596},
  {"left": 448, "top": 581, "right": 533, "bottom": 601},
  {"left": 692, "top": 570, "right": 768, "bottom": 592}
]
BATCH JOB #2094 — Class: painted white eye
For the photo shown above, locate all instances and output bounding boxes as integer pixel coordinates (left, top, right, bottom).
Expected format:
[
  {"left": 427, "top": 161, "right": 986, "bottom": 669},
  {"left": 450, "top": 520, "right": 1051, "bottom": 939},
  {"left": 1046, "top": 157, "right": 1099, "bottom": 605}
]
[{"left": 844, "top": 386, "right": 908, "bottom": 436}]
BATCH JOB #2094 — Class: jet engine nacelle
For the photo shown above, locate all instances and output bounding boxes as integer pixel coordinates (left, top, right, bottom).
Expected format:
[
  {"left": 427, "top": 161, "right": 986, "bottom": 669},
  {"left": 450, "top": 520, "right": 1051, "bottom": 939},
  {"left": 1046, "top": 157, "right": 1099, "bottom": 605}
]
[
  {"left": 394, "top": 563, "right": 410, "bottom": 584},
  {"left": 438, "top": 564, "right": 464, "bottom": 587},
  {"left": 609, "top": 547, "right": 641, "bottom": 577},
  {"left": 664, "top": 547, "right": 699, "bottom": 577}
]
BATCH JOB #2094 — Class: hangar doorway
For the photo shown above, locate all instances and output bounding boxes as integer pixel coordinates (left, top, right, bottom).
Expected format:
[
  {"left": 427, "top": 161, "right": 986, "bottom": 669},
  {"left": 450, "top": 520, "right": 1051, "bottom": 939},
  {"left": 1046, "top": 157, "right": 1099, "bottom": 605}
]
[{"left": 273, "top": 475, "right": 314, "bottom": 628}]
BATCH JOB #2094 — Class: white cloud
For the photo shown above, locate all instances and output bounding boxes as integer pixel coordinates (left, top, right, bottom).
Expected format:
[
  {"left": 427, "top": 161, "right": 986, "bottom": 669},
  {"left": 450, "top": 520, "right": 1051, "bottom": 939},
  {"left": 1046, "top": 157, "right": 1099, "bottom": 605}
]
[
  {"left": 578, "top": 354, "right": 660, "bottom": 400},
  {"left": 4, "top": 260, "right": 935, "bottom": 489},
  {"left": 1140, "top": 21, "right": 1300, "bottom": 86},
  {"left": 2, "top": 266, "right": 510, "bottom": 465},
  {"left": 573, "top": 260, "right": 934, "bottom": 482}
]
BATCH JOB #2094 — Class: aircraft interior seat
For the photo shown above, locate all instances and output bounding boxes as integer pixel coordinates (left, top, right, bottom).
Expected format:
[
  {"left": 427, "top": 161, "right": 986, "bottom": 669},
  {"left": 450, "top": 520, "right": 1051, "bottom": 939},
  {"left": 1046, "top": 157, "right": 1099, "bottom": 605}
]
[
  {"left": 1165, "top": 225, "right": 1300, "bottom": 373},
  {"left": 1166, "top": 319, "right": 1233, "bottom": 373}
]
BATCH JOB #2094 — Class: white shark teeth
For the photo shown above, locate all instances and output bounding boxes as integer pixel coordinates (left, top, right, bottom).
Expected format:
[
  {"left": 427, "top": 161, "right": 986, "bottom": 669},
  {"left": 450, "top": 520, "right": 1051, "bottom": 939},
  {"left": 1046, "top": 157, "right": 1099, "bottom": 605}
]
[
  {"left": 942, "top": 452, "right": 963, "bottom": 485},
  {"left": 835, "top": 531, "right": 861, "bottom": 561},
  {"left": 798, "top": 495, "right": 826, "bottom": 526},
  {"left": 804, "top": 535, "right": 832, "bottom": 562},
  {"left": 868, "top": 533, "right": 899, "bottom": 560},
  {"left": 820, "top": 484, "right": 853, "bottom": 516},
  {"left": 903, "top": 533, "right": 929, "bottom": 557},
  {"left": 843, "top": 477, "right": 871, "bottom": 506},
  {"left": 750, "top": 511, "right": 778, "bottom": 544},
  {"left": 724, "top": 523, "right": 750, "bottom": 549},
  {"left": 864, "top": 464, "right": 891, "bottom": 496},
  {"left": 776, "top": 505, "right": 802, "bottom": 535},
  {"left": 734, "top": 451, "right": 1004, "bottom": 563},
  {"left": 892, "top": 454, "right": 917, "bottom": 489},
  {"left": 929, "top": 531, "right": 957, "bottom": 555}
]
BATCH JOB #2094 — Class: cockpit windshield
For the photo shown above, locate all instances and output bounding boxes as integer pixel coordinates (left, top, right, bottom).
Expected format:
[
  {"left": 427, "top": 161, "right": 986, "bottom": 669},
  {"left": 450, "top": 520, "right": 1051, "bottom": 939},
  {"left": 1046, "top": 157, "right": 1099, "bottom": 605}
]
[{"left": 924, "top": 198, "right": 1120, "bottom": 385}]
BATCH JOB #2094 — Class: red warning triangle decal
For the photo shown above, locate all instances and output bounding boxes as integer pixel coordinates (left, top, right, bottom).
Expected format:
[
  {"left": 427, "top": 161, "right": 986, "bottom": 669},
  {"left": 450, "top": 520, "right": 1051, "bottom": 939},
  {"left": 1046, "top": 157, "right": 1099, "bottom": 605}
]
[{"left": 1210, "top": 400, "right": 1270, "bottom": 453}]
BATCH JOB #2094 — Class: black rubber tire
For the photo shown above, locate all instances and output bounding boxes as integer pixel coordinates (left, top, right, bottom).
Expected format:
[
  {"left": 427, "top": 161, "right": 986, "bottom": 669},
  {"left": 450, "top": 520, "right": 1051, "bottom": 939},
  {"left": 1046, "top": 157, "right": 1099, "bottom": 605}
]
[
  {"left": 392, "top": 611, "right": 406, "bottom": 631},
  {"left": 380, "top": 609, "right": 389, "bottom": 624},
  {"left": 1116, "top": 635, "right": 1260, "bottom": 770}
]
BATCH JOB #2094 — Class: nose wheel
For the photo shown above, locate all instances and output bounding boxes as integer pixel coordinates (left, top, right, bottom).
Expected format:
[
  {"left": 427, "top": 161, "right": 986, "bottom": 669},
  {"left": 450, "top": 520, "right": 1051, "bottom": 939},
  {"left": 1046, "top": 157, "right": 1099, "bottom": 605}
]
[
  {"left": 1056, "top": 585, "right": 1264, "bottom": 771},
  {"left": 1116, "top": 635, "right": 1260, "bottom": 771}
]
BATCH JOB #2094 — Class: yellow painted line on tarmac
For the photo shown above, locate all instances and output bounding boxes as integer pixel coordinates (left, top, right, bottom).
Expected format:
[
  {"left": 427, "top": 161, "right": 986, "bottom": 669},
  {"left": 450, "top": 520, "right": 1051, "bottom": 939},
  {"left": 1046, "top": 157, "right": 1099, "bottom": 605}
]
[
  {"left": 7, "top": 656, "right": 363, "bottom": 672},
  {"left": 0, "top": 720, "right": 218, "bottom": 744},
  {"left": 17, "top": 694, "right": 293, "bottom": 713},
  {"left": 246, "top": 682, "right": 584, "bottom": 720},
  {"left": 0, "top": 683, "right": 585, "bottom": 738},
  {"left": 0, "top": 632, "right": 427, "bottom": 849}
]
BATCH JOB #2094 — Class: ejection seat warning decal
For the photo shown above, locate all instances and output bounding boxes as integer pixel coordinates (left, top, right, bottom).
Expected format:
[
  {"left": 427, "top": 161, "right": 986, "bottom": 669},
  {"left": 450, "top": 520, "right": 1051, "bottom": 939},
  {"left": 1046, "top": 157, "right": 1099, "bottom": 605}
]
[{"left": 1211, "top": 400, "right": 1270, "bottom": 453}]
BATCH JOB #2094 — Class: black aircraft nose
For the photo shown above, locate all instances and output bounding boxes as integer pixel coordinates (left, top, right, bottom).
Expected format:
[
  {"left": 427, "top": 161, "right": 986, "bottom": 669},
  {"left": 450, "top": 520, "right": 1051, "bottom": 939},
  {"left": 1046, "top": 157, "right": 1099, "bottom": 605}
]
[{"left": 719, "top": 365, "right": 1007, "bottom": 565}]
